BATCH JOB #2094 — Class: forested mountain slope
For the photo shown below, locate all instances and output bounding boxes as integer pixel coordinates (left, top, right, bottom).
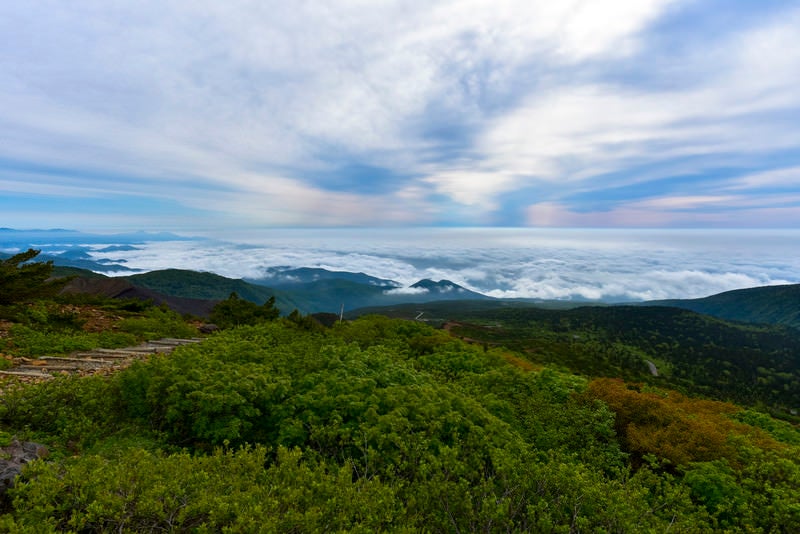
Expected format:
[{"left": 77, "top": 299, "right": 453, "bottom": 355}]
[
  {"left": 60, "top": 275, "right": 217, "bottom": 318},
  {"left": 647, "top": 283, "right": 800, "bottom": 329},
  {"left": 125, "top": 269, "right": 306, "bottom": 314},
  {"left": 130, "top": 268, "right": 490, "bottom": 314}
]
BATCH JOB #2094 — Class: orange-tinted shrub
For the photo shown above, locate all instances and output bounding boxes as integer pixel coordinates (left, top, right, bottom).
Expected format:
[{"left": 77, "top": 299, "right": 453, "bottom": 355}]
[{"left": 586, "top": 378, "right": 745, "bottom": 467}]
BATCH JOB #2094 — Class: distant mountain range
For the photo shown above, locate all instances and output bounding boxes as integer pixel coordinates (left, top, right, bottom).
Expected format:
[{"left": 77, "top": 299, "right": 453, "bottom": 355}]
[
  {"left": 0, "top": 227, "right": 189, "bottom": 245},
  {"left": 1, "top": 228, "right": 192, "bottom": 273},
  {"left": 53, "top": 265, "right": 490, "bottom": 318},
  {"left": 7, "top": 233, "right": 794, "bottom": 330},
  {"left": 51, "top": 260, "right": 800, "bottom": 333}
]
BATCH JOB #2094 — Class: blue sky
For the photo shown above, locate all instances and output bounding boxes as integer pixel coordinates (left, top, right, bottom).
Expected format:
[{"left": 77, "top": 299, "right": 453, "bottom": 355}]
[{"left": 2, "top": 0, "right": 799, "bottom": 231}]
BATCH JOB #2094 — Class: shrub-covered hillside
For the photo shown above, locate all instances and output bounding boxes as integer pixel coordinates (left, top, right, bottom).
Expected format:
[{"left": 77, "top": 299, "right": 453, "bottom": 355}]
[
  {"left": 354, "top": 301, "right": 800, "bottom": 417},
  {"left": 1, "top": 253, "right": 799, "bottom": 532},
  {"left": 1, "top": 316, "right": 799, "bottom": 532}
]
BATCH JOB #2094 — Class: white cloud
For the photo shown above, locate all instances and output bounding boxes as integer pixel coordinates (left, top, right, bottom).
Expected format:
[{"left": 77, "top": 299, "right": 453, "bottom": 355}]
[
  {"left": 629, "top": 196, "right": 738, "bottom": 210},
  {"left": 86, "top": 229, "right": 800, "bottom": 303},
  {"left": 725, "top": 166, "right": 800, "bottom": 191},
  {"left": 525, "top": 202, "right": 677, "bottom": 227},
  {"left": 525, "top": 195, "right": 800, "bottom": 228},
  {"left": 420, "top": 7, "right": 800, "bottom": 211},
  {"left": 384, "top": 287, "right": 429, "bottom": 296},
  {"left": 421, "top": 170, "right": 515, "bottom": 209}
]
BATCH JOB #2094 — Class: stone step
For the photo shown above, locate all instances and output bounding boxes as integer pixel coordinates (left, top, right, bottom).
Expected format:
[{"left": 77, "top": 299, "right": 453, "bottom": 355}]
[
  {"left": 73, "top": 350, "right": 147, "bottom": 359},
  {"left": 0, "top": 370, "right": 54, "bottom": 378},
  {"left": 1, "top": 338, "right": 205, "bottom": 384},
  {"left": 18, "top": 365, "right": 75, "bottom": 373},
  {"left": 86, "top": 347, "right": 152, "bottom": 353},
  {"left": 137, "top": 345, "right": 178, "bottom": 353},
  {"left": 18, "top": 362, "right": 102, "bottom": 372},
  {"left": 40, "top": 356, "right": 114, "bottom": 366},
  {"left": 148, "top": 338, "right": 203, "bottom": 346}
]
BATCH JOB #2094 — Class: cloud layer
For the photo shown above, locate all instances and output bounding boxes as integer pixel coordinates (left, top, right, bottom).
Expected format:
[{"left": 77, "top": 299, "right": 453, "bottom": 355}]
[
  {"left": 2, "top": 1, "right": 800, "bottom": 229},
  {"left": 88, "top": 228, "right": 800, "bottom": 301}
]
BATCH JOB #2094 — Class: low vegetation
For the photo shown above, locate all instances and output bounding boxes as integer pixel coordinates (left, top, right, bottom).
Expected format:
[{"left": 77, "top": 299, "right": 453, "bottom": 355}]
[
  {"left": 413, "top": 304, "right": 800, "bottom": 419},
  {"left": 0, "top": 254, "right": 798, "bottom": 531}
]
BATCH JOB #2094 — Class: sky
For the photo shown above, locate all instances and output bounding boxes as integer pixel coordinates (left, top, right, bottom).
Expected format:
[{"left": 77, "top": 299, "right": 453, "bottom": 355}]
[{"left": 2, "top": 1, "right": 800, "bottom": 232}]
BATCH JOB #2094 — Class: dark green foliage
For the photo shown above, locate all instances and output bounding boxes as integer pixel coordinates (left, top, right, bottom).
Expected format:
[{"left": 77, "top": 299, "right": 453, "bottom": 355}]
[
  {"left": 417, "top": 305, "right": 800, "bottom": 414},
  {"left": 649, "top": 283, "right": 800, "bottom": 329},
  {"left": 285, "top": 308, "right": 325, "bottom": 331},
  {"left": 0, "top": 374, "right": 121, "bottom": 451},
  {"left": 15, "top": 301, "right": 85, "bottom": 330},
  {"left": 49, "top": 265, "right": 107, "bottom": 280},
  {"left": 0, "top": 249, "right": 66, "bottom": 307},
  {"left": 127, "top": 269, "right": 270, "bottom": 301},
  {"left": 1, "top": 316, "right": 799, "bottom": 531},
  {"left": 126, "top": 269, "right": 304, "bottom": 313},
  {"left": 4, "top": 446, "right": 402, "bottom": 533},
  {"left": 209, "top": 292, "right": 280, "bottom": 329},
  {"left": 116, "top": 306, "right": 199, "bottom": 339},
  {"left": 4, "top": 324, "right": 137, "bottom": 357},
  {"left": 1, "top": 302, "right": 194, "bottom": 357}
]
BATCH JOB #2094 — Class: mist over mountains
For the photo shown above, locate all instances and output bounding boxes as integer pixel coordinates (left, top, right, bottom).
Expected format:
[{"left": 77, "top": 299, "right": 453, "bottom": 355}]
[{"left": 4, "top": 227, "right": 800, "bottom": 305}]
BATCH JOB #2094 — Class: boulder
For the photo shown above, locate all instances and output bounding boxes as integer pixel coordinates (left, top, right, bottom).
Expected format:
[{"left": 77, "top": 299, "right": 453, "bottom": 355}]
[
  {"left": 199, "top": 323, "right": 219, "bottom": 334},
  {"left": 0, "top": 439, "right": 49, "bottom": 497}
]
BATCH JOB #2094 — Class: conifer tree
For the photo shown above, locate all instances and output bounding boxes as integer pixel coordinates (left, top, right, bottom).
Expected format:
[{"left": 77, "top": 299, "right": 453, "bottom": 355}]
[{"left": 0, "top": 249, "right": 64, "bottom": 305}]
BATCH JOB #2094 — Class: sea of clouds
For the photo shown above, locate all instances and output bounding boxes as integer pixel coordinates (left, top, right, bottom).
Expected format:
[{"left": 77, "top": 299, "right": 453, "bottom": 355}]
[{"left": 88, "top": 228, "right": 800, "bottom": 302}]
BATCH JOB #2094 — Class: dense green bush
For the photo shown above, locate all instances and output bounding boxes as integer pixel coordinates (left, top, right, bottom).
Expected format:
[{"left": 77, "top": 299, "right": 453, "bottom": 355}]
[
  {"left": 3, "top": 446, "right": 402, "bottom": 533},
  {"left": 1, "top": 299, "right": 194, "bottom": 357},
  {"left": 116, "top": 306, "right": 199, "bottom": 339},
  {"left": 209, "top": 293, "right": 280, "bottom": 329},
  {"left": 0, "top": 374, "right": 121, "bottom": 450},
  {"left": 3, "top": 324, "right": 138, "bottom": 357},
  {"left": 0, "top": 317, "right": 798, "bottom": 531}
]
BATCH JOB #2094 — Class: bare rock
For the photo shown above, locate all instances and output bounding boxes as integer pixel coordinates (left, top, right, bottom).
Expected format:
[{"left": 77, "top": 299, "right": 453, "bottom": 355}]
[{"left": 0, "top": 439, "right": 49, "bottom": 497}]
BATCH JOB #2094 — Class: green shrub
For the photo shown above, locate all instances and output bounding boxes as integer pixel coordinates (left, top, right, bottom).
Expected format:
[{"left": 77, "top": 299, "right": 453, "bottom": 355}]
[
  {"left": 4, "top": 325, "right": 137, "bottom": 357},
  {"left": 6, "top": 324, "right": 97, "bottom": 356},
  {"left": 117, "top": 307, "right": 197, "bottom": 339},
  {"left": 209, "top": 293, "right": 280, "bottom": 329},
  {"left": 0, "top": 374, "right": 120, "bottom": 450},
  {"left": 0, "top": 316, "right": 797, "bottom": 532},
  {"left": 7, "top": 446, "right": 402, "bottom": 533}
]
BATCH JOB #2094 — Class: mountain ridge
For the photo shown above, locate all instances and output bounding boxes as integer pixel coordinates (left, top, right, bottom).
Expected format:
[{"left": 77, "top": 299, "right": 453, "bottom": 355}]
[
  {"left": 51, "top": 262, "right": 800, "bottom": 330},
  {"left": 644, "top": 283, "right": 800, "bottom": 329}
]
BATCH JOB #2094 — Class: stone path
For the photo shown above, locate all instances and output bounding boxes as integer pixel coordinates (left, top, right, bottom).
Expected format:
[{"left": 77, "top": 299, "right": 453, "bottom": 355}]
[{"left": 0, "top": 338, "right": 203, "bottom": 382}]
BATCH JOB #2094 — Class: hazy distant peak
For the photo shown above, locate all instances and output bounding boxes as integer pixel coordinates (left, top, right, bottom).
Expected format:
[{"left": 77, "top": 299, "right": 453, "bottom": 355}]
[
  {"left": 411, "top": 279, "right": 463, "bottom": 292},
  {"left": 257, "top": 266, "right": 400, "bottom": 288}
]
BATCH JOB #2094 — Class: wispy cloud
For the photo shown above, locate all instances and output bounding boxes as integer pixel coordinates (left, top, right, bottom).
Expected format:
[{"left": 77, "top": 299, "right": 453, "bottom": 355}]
[{"left": 1, "top": 1, "right": 799, "bottom": 229}]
